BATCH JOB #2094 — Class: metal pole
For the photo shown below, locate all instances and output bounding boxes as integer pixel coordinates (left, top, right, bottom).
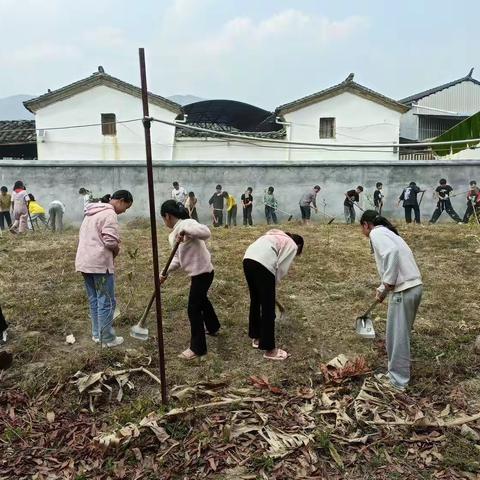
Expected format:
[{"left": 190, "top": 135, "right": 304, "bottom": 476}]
[{"left": 138, "top": 48, "right": 168, "bottom": 404}]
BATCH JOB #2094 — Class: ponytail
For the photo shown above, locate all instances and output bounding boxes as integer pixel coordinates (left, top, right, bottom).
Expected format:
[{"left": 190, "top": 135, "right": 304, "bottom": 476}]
[
  {"left": 160, "top": 199, "right": 190, "bottom": 220},
  {"left": 360, "top": 209, "right": 400, "bottom": 236},
  {"left": 100, "top": 190, "right": 133, "bottom": 204},
  {"left": 286, "top": 232, "right": 304, "bottom": 255}
]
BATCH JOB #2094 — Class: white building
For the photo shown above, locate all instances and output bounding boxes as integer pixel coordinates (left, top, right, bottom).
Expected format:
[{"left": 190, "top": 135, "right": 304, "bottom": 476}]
[
  {"left": 24, "top": 67, "right": 181, "bottom": 161},
  {"left": 24, "top": 69, "right": 408, "bottom": 162},
  {"left": 399, "top": 68, "right": 480, "bottom": 142}
]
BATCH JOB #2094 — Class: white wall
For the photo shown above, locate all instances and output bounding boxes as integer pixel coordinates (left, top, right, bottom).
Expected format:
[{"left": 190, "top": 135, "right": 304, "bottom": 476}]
[
  {"left": 418, "top": 81, "right": 480, "bottom": 115},
  {"left": 283, "top": 91, "right": 401, "bottom": 161},
  {"left": 173, "top": 138, "right": 288, "bottom": 161},
  {"left": 399, "top": 107, "right": 419, "bottom": 141},
  {"left": 35, "top": 85, "right": 177, "bottom": 161}
]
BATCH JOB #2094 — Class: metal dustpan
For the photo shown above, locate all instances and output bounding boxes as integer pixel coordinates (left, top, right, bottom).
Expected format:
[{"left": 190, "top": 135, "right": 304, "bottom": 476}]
[
  {"left": 355, "top": 315, "right": 376, "bottom": 339},
  {"left": 355, "top": 300, "right": 377, "bottom": 339}
]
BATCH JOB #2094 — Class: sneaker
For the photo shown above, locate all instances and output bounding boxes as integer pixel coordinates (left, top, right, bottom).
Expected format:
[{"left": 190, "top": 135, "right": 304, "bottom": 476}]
[
  {"left": 92, "top": 336, "right": 100, "bottom": 343},
  {"left": 102, "top": 336, "right": 124, "bottom": 348},
  {"left": 374, "top": 373, "right": 406, "bottom": 392}
]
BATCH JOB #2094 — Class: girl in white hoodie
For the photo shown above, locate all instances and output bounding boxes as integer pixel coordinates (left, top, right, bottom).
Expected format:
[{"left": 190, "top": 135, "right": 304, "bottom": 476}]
[
  {"left": 359, "top": 210, "right": 423, "bottom": 390},
  {"left": 160, "top": 200, "right": 220, "bottom": 360},
  {"left": 243, "top": 230, "right": 304, "bottom": 360}
]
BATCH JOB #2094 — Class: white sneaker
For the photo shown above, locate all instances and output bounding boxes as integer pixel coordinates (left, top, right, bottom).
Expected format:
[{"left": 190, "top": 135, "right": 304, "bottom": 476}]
[
  {"left": 92, "top": 336, "right": 100, "bottom": 343},
  {"left": 102, "top": 336, "right": 124, "bottom": 348}
]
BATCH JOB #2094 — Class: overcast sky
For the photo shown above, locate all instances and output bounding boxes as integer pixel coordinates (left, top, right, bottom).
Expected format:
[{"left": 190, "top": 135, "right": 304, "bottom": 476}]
[{"left": 0, "top": 0, "right": 478, "bottom": 110}]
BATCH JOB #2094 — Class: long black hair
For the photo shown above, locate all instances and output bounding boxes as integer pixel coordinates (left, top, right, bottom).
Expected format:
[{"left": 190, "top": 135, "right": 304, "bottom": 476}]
[
  {"left": 360, "top": 210, "right": 400, "bottom": 236},
  {"left": 101, "top": 190, "right": 134, "bottom": 204},
  {"left": 286, "top": 232, "right": 304, "bottom": 255},
  {"left": 160, "top": 199, "right": 190, "bottom": 219}
]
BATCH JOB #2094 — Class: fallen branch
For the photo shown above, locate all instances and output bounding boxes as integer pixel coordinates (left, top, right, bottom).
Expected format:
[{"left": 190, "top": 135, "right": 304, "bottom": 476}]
[
  {"left": 370, "top": 411, "right": 480, "bottom": 428},
  {"left": 165, "top": 397, "right": 266, "bottom": 418}
]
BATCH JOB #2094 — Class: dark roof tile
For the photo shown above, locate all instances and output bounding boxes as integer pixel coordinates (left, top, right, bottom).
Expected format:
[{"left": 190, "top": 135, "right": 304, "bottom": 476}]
[{"left": 0, "top": 120, "right": 36, "bottom": 145}]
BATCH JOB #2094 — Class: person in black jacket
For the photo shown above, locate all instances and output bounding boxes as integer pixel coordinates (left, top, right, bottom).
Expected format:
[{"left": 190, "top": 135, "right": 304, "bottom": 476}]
[
  {"left": 398, "top": 182, "right": 423, "bottom": 224},
  {"left": 373, "top": 182, "right": 384, "bottom": 214},
  {"left": 429, "top": 179, "right": 462, "bottom": 224},
  {"left": 208, "top": 185, "right": 225, "bottom": 227}
]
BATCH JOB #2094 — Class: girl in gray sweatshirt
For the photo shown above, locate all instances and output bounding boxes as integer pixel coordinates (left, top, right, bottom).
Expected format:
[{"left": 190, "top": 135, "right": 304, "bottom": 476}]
[{"left": 359, "top": 210, "right": 422, "bottom": 390}]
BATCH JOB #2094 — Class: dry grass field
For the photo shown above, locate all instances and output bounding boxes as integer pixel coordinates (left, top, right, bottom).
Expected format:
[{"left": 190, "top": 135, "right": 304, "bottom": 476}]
[{"left": 1, "top": 220, "right": 480, "bottom": 479}]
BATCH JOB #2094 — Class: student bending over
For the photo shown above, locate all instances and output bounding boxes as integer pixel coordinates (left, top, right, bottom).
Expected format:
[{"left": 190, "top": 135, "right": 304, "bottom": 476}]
[
  {"left": 359, "top": 210, "right": 423, "bottom": 390},
  {"left": 160, "top": 200, "right": 220, "bottom": 360},
  {"left": 243, "top": 229, "right": 304, "bottom": 361}
]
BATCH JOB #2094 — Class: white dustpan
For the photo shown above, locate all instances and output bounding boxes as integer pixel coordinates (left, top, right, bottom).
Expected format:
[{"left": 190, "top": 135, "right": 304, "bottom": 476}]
[
  {"left": 355, "top": 300, "right": 378, "bottom": 339},
  {"left": 355, "top": 316, "right": 376, "bottom": 339}
]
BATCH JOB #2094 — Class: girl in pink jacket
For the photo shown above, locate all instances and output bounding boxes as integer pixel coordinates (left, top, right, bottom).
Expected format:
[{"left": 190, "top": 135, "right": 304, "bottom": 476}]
[
  {"left": 243, "top": 230, "right": 304, "bottom": 360},
  {"left": 75, "top": 190, "right": 133, "bottom": 347},
  {"left": 160, "top": 200, "right": 220, "bottom": 360},
  {"left": 10, "top": 180, "right": 29, "bottom": 234}
]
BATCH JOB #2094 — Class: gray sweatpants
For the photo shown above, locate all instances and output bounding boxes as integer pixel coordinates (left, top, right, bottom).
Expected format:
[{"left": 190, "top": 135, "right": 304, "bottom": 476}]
[
  {"left": 344, "top": 205, "right": 355, "bottom": 223},
  {"left": 386, "top": 284, "right": 423, "bottom": 388}
]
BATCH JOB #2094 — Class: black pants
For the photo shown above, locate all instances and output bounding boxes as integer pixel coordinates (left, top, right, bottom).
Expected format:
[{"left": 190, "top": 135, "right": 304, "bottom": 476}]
[
  {"left": 243, "top": 205, "right": 253, "bottom": 226},
  {"left": 190, "top": 208, "right": 199, "bottom": 222},
  {"left": 0, "top": 211, "right": 12, "bottom": 230},
  {"left": 265, "top": 206, "right": 278, "bottom": 225},
  {"left": 243, "top": 259, "right": 276, "bottom": 351},
  {"left": 463, "top": 203, "right": 479, "bottom": 223},
  {"left": 213, "top": 210, "right": 223, "bottom": 227},
  {"left": 227, "top": 205, "right": 237, "bottom": 227},
  {"left": 430, "top": 199, "right": 462, "bottom": 223},
  {"left": 0, "top": 305, "right": 7, "bottom": 333},
  {"left": 404, "top": 205, "right": 420, "bottom": 223},
  {"left": 188, "top": 271, "right": 220, "bottom": 355},
  {"left": 300, "top": 205, "right": 311, "bottom": 220}
]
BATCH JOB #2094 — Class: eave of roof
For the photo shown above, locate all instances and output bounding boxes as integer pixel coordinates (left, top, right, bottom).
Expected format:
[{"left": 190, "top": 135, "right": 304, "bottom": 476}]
[
  {"left": 276, "top": 76, "right": 409, "bottom": 115},
  {"left": 399, "top": 72, "right": 480, "bottom": 105},
  {"left": 23, "top": 72, "right": 182, "bottom": 114}
]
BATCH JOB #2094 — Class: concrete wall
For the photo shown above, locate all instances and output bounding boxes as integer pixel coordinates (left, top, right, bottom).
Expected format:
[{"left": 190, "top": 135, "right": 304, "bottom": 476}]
[{"left": 1, "top": 159, "right": 479, "bottom": 225}]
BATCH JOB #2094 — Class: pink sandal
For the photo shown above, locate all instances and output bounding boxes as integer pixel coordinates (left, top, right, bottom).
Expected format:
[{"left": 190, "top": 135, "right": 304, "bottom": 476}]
[
  {"left": 263, "top": 349, "right": 289, "bottom": 361},
  {"left": 178, "top": 348, "right": 199, "bottom": 360}
]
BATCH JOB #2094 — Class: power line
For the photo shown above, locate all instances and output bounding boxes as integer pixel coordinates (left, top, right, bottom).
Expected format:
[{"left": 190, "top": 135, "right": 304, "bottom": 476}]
[{"left": 152, "top": 117, "right": 480, "bottom": 149}]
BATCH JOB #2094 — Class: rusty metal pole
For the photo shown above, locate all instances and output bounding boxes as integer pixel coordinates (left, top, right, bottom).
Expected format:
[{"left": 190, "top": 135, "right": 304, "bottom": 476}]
[{"left": 138, "top": 48, "right": 168, "bottom": 404}]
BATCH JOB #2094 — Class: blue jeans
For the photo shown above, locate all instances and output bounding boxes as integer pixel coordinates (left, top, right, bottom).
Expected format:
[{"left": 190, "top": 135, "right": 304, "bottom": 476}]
[{"left": 82, "top": 273, "right": 116, "bottom": 342}]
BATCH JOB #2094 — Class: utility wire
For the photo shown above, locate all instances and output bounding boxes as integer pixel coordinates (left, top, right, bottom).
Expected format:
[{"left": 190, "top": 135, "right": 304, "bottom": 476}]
[
  {"left": 2, "top": 115, "right": 479, "bottom": 151},
  {"left": 152, "top": 117, "right": 480, "bottom": 149}
]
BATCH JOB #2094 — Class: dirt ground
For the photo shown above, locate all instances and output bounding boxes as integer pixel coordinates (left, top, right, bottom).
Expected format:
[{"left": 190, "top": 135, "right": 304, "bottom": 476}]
[{"left": 1, "top": 220, "right": 480, "bottom": 479}]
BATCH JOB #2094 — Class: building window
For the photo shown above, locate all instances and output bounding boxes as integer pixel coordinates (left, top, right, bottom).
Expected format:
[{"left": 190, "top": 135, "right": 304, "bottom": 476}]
[
  {"left": 319, "top": 117, "right": 335, "bottom": 139},
  {"left": 101, "top": 113, "right": 116, "bottom": 135}
]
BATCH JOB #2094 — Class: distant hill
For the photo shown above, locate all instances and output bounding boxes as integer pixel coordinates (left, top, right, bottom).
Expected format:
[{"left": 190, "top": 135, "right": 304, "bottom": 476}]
[
  {"left": 168, "top": 94, "right": 204, "bottom": 106},
  {"left": 0, "top": 95, "right": 35, "bottom": 120}
]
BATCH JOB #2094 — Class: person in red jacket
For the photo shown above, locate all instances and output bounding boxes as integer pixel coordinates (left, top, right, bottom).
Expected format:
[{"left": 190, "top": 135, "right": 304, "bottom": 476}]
[{"left": 463, "top": 180, "right": 480, "bottom": 223}]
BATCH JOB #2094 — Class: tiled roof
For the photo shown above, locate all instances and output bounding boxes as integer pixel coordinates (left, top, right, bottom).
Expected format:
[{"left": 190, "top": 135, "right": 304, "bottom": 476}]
[
  {"left": 276, "top": 74, "right": 409, "bottom": 114},
  {"left": 0, "top": 120, "right": 36, "bottom": 145},
  {"left": 175, "top": 123, "right": 286, "bottom": 139},
  {"left": 24, "top": 68, "right": 182, "bottom": 114},
  {"left": 399, "top": 69, "right": 480, "bottom": 104}
]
